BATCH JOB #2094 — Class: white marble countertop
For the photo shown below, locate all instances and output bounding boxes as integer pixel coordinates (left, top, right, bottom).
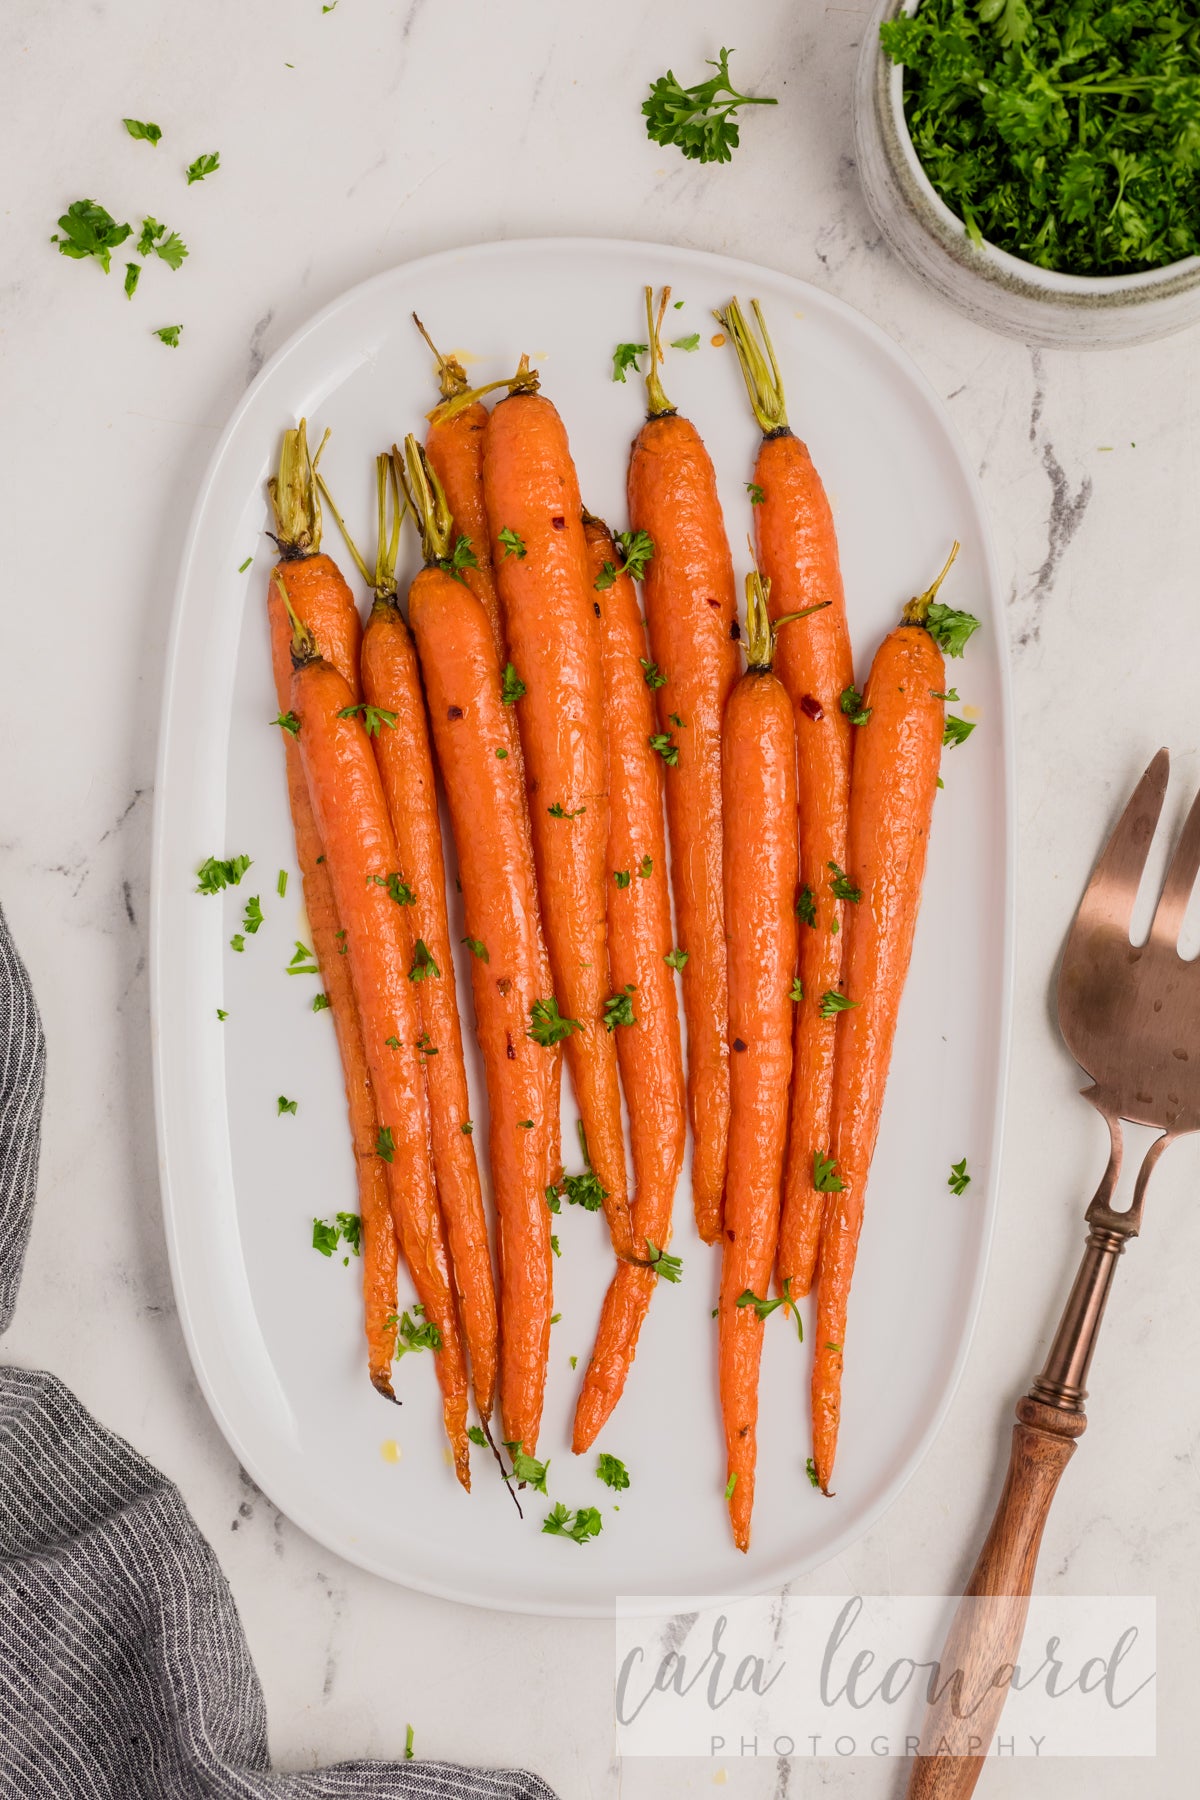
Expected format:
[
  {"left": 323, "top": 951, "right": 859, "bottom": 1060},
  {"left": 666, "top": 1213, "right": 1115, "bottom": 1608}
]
[{"left": 4, "top": 1, "right": 1199, "bottom": 1794}]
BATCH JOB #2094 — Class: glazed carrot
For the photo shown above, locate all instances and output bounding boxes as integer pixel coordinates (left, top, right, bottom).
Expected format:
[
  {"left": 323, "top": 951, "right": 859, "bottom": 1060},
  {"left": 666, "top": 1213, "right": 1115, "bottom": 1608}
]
[
  {"left": 400, "top": 438, "right": 554, "bottom": 1455},
  {"left": 322, "top": 456, "right": 499, "bottom": 1419},
  {"left": 719, "top": 298, "right": 856, "bottom": 1301},
  {"left": 287, "top": 602, "right": 471, "bottom": 1489},
  {"left": 812, "top": 547, "right": 975, "bottom": 1495},
  {"left": 572, "top": 514, "right": 686, "bottom": 1453},
  {"left": 627, "top": 287, "right": 739, "bottom": 1244},
  {"left": 718, "top": 571, "right": 799, "bottom": 1552},
  {"left": 266, "top": 423, "right": 398, "bottom": 1396},
  {"left": 483, "top": 363, "right": 632, "bottom": 1260},
  {"left": 418, "top": 322, "right": 563, "bottom": 1187}
]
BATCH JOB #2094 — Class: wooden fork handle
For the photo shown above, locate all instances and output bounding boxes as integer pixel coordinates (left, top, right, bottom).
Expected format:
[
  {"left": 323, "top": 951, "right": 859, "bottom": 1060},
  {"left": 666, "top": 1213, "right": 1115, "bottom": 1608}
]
[{"left": 903, "top": 1396, "right": 1086, "bottom": 1798}]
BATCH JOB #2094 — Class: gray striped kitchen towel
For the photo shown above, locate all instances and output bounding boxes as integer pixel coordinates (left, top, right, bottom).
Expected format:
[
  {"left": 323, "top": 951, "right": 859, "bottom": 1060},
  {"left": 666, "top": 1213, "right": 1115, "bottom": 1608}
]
[{"left": 0, "top": 904, "right": 556, "bottom": 1800}]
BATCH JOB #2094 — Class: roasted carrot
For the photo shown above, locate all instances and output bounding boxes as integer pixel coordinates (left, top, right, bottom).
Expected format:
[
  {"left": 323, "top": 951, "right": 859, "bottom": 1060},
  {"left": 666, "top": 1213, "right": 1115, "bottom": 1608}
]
[
  {"left": 286, "top": 600, "right": 471, "bottom": 1489},
  {"left": 718, "top": 298, "right": 856, "bottom": 1301},
  {"left": 718, "top": 570, "right": 799, "bottom": 1551},
  {"left": 320, "top": 455, "right": 500, "bottom": 1419},
  {"left": 812, "top": 546, "right": 975, "bottom": 1495},
  {"left": 482, "top": 362, "right": 632, "bottom": 1260},
  {"left": 627, "top": 287, "right": 739, "bottom": 1244},
  {"left": 400, "top": 437, "right": 555, "bottom": 1455},
  {"left": 572, "top": 514, "right": 686, "bottom": 1452},
  {"left": 266, "top": 423, "right": 398, "bottom": 1396},
  {"left": 418, "top": 322, "right": 563, "bottom": 1188}
]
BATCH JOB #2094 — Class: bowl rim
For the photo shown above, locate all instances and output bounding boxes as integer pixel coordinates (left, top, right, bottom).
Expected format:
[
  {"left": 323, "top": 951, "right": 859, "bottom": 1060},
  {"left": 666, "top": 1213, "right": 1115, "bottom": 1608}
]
[{"left": 880, "top": 0, "right": 1200, "bottom": 296}]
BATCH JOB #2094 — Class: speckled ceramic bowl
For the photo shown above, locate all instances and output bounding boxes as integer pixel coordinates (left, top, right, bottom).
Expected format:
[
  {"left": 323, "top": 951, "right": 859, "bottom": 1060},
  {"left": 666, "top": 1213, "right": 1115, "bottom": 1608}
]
[{"left": 855, "top": 0, "right": 1200, "bottom": 349}]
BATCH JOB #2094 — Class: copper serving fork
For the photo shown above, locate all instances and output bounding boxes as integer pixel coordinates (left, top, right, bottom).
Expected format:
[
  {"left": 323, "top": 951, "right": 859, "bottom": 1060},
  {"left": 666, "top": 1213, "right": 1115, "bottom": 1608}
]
[{"left": 906, "top": 748, "right": 1192, "bottom": 1798}]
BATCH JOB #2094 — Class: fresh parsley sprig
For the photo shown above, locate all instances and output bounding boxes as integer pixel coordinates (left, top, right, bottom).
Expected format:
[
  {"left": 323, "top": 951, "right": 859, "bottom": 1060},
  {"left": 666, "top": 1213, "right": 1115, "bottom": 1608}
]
[{"left": 643, "top": 47, "right": 778, "bottom": 165}]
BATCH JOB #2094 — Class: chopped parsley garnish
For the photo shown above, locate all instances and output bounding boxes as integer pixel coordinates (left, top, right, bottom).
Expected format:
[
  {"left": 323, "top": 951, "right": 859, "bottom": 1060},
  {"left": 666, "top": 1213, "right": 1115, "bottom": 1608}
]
[
  {"left": 277, "top": 1095, "right": 297, "bottom": 1116},
  {"left": 238, "top": 556, "right": 254, "bottom": 573},
  {"left": 547, "top": 802, "right": 586, "bottom": 819},
  {"left": 404, "top": 1725, "right": 414, "bottom": 1761},
  {"left": 185, "top": 151, "right": 220, "bottom": 184},
  {"left": 124, "top": 263, "right": 140, "bottom": 299},
  {"left": 312, "top": 993, "right": 331, "bottom": 1012},
  {"left": 529, "top": 996, "right": 582, "bottom": 1046},
  {"left": 376, "top": 1125, "right": 395, "bottom": 1163},
  {"left": 806, "top": 1456, "right": 821, "bottom": 1489},
  {"left": 136, "top": 217, "right": 165, "bottom": 256},
  {"left": 924, "top": 603, "right": 980, "bottom": 658},
  {"left": 123, "top": 118, "right": 162, "bottom": 145},
  {"left": 544, "top": 1187, "right": 561, "bottom": 1214},
  {"left": 881, "top": 0, "right": 1200, "bottom": 277},
  {"left": 501, "top": 662, "right": 526, "bottom": 704},
  {"left": 393, "top": 1308, "right": 443, "bottom": 1358},
  {"left": 496, "top": 747, "right": 508, "bottom": 760},
  {"left": 569, "top": 1354, "right": 578, "bottom": 1370},
  {"left": 813, "top": 1151, "right": 844, "bottom": 1193},
  {"left": 725, "top": 1472, "right": 738, "bottom": 1500},
  {"left": 286, "top": 941, "right": 320, "bottom": 976},
  {"left": 932, "top": 687, "right": 959, "bottom": 702},
  {"left": 796, "top": 886, "right": 816, "bottom": 927},
  {"left": 612, "top": 341, "right": 648, "bottom": 383},
  {"left": 440, "top": 535, "right": 478, "bottom": 582},
  {"left": 613, "top": 870, "right": 632, "bottom": 890},
  {"left": 670, "top": 332, "right": 701, "bottom": 351},
  {"left": 229, "top": 935, "right": 245, "bottom": 953},
  {"left": 542, "top": 1503, "right": 603, "bottom": 1544},
  {"left": 337, "top": 1212, "right": 361, "bottom": 1253},
  {"left": 153, "top": 324, "right": 182, "bottom": 347},
  {"left": 195, "top": 853, "right": 251, "bottom": 894},
  {"left": 643, "top": 47, "right": 778, "bottom": 164},
  {"left": 664, "top": 947, "right": 688, "bottom": 971},
  {"left": 498, "top": 528, "right": 526, "bottom": 560},
  {"left": 593, "top": 561, "right": 620, "bottom": 592},
  {"left": 337, "top": 702, "right": 397, "bottom": 737},
  {"left": 839, "top": 685, "right": 871, "bottom": 726},
  {"left": 737, "top": 1278, "right": 802, "bottom": 1340},
  {"left": 943, "top": 714, "right": 977, "bottom": 748},
  {"left": 461, "top": 1120, "right": 473, "bottom": 1135},
  {"left": 648, "top": 732, "right": 679, "bottom": 766},
  {"left": 819, "top": 989, "right": 859, "bottom": 1018},
  {"left": 276, "top": 869, "right": 288, "bottom": 898},
  {"left": 273, "top": 710, "right": 300, "bottom": 735},
  {"left": 615, "top": 530, "right": 655, "bottom": 580},
  {"left": 312, "top": 1218, "right": 340, "bottom": 1257},
  {"left": 461, "top": 935, "right": 489, "bottom": 962},
  {"left": 505, "top": 1441, "right": 550, "bottom": 1494},
  {"left": 746, "top": 482, "right": 765, "bottom": 505},
  {"left": 551, "top": 1234, "right": 560, "bottom": 1257},
  {"left": 596, "top": 1452, "right": 630, "bottom": 1491},
  {"left": 827, "top": 862, "right": 861, "bottom": 903},
  {"left": 557, "top": 1168, "right": 608, "bottom": 1213},
  {"left": 948, "top": 1157, "right": 971, "bottom": 1196},
  {"left": 216, "top": 1009, "right": 228, "bottom": 1021},
  {"left": 603, "top": 985, "right": 637, "bottom": 1031},
  {"left": 408, "top": 939, "right": 440, "bottom": 983},
  {"left": 370, "top": 872, "right": 416, "bottom": 907},
  {"left": 667, "top": 712, "right": 684, "bottom": 729},
  {"left": 636, "top": 856, "right": 653, "bottom": 880},
  {"left": 154, "top": 231, "right": 188, "bottom": 271},
  {"left": 416, "top": 1031, "right": 438, "bottom": 1059},
  {"left": 52, "top": 199, "right": 131, "bottom": 272},
  {"left": 517, "top": 1118, "right": 533, "bottom": 1129},
  {"left": 788, "top": 977, "right": 804, "bottom": 1003},
  {"left": 643, "top": 1240, "right": 682, "bottom": 1283},
  {"left": 639, "top": 657, "right": 667, "bottom": 690},
  {"left": 467, "top": 1425, "right": 487, "bottom": 1446}
]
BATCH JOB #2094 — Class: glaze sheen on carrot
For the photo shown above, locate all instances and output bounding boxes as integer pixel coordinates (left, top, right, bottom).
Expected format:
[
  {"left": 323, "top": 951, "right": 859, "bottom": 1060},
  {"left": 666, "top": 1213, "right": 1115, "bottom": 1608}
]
[
  {"left": 483, "top": 368, "right": 632, "bottom": 1260},
  {"left": 267, "top": 424, "right": 398, "bottom": 1395},
  {"left": 418, "top": 325, "right": 563, "bottom": 1187},
  {"left": 356, "top": 464, "right": 498, "bottom": 1418},
  {"left": 627, "top": 288, "right": 739, "bottom": 1245},
  {"left": 572, "top": 515, "right": 686, "bottom": 1453},
  {"left": 291, "top": 635, "right": 470, "bottom": 1488},
  {"left": 718, "top": 573, "right": 799, "bottom": 1552},
  {"left": 401, "top": 437, "right": 555, "bottom": 1454},
  {"left": 719, "top": 299, "right": 856, "bottom": 1302},
  {"left": 813, "top": 550, "right": 970, "bottom": 1496}
]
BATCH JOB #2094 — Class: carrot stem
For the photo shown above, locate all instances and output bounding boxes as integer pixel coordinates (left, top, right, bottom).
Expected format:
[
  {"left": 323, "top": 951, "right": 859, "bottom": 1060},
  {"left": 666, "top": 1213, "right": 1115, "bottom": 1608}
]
[
  {"left": 396, "top": 435, "right": 457, "bottom": 566},
  {"left": 717, "top": 298, "right": 788, "bottom": 435},
  {"left": 274, "top": 570, "right": 317, "bottom": 662},
  {"left": 268, "top": 419, "right": 326, "bottom": 557},
  {"left": 643, "top": 285, "right": 674, "bottom": 419},
  {"left": 902, "top": 542, "right": 962, "bottom": 626},
  {"left": 412, "top": 312, "right": 470, "bottom": 401},
  {"left": 428, "top": 357, "right": 540, "bottom": 428}
]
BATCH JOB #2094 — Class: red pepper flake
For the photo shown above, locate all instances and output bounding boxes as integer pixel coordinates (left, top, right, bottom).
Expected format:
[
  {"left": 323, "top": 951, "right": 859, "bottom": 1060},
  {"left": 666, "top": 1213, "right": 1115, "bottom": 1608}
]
[
  {"left": 706, "top": 597, "right": 720, "bottom": 609},
  {"left": 551, "top": 515, "right": 565, "bottom": 529},
  {"left": 800, "top": 694, "right": 824, "bottom": 721},
  {"left": 730, "top": 619, "right": 741, "bottom": 641},
  {"left": 732, "top": 1037, "right": 747, "bottom": 1052},
  {"left": 447, "top": 704, "right": 463, "bottom": 720}
]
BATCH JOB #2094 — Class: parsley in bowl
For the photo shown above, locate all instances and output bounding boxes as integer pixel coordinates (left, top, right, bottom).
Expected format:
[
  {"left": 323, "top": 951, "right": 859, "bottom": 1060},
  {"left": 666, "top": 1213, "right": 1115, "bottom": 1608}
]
[{"left": 854, "top": 0, "right": 1200, "bottom": 346}]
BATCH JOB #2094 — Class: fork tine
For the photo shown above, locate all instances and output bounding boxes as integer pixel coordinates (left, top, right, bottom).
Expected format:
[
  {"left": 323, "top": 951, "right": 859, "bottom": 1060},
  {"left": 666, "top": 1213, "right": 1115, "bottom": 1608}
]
[
  {"left": 1070, "top": 749, "right": 1170, "bottom": 941},
  {"left": 1148, "top": 774, "right": 1200, "bottom": 950}
]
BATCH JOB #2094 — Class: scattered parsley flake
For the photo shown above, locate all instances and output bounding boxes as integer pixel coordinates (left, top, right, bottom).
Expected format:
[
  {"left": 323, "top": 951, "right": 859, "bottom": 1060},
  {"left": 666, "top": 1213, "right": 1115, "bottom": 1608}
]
[
  {"left": 376, "top": 1125, "right": 395, "bottom": 1163},
  {"left": 273, "top": 710, "right": 300, "bottom": 735},
  {"left": 229, "top": 934, "right": 245, "bottom": 953},
  {"left": 276, "top": 869, "right": 288, "bottom": 898},
  {"left": 806, "top": 1456, "right": 820, "bottom": 1489},
  {"left": 648, "top": 732, "right": 679, "bottom": 766},
  {"left": 637, "top": 855, "right": 653, "bottom": 879},
  {"left": 286, "top": 940, "right": 320, "bottom": 976},
  {"left": 664, "top": 947, "right": 688, "bottom": 971},
  {"left": 789, "top": 977, "right": 804, "bottom": 1003},
  {"left": 948, "top": 1157, "right": 971, "bottom": 1196},
  {"left": 312, "top": 1218, "right": 340, "bottom": 1257},
  {"left": 154, "top": 231, "right": 188, "bottom": 271},
  {"left": 551, "top": 1234, "right": 560, "bottom": 1257},
  {"left": 338, "top": 702, "right": 397, "bottom": 737},
  {"left": 613, "top": 869, "right": 632, "bottom": 890},
  {"left": 408, "top": 939, "right": 440, "bottom": 983},
  {"left": 603, "top": 985, "right": 637, "bottom": 1031},
  {"left": 123, "top": 118, "right": 162, "bottom": 145},
  {"left": 501, "top": 663, "right": 526, "bottom": 704},
  {"left": 216, "top": 1008, "right": 228, "bottom": 1021},
  {"left": 643, "top": 1239, "right": 682, "bottom": 1283},
  {"left": 136, "top": 216, "right": 165, "bottom": 255},
  {"left": 123, "top": 262, "right": 140, "bottom": 299},
  {"left": 185, "top": 151, "right": 220, "bottom": 185},
  {"left": 241, "top": 895, "right": 263, "bottom": 935},
  {"left": 819, "top": 989, "right": 859, "bottom": 1018},
  {"left": 944, "top": 714, "right": 977, "bottom": 748},
  {"left": 438, "top": 535, "right": 478, "bottom": 583},
  {"left": 542, "top": 1503, "right": 602, "bottom": 1545},
  {"left": 557, "top": 1168, "right": 608, "bottom": 1213},
  {"left": 796, "top": 886, "right": 817, "bottom": 927},
  {"left": 195, "top": 854, "right": 251, "bottom": 895},
  {"left": 393, "top": 1309, "right": 443, "bottom": 1358},
  {"left": 461, "top": 935, "right": 489, "bottom": 962},
  {"left": 725, "top": 1473, "right": 738, "bottom": 1499},
  {"left": 827, "top": 861, "right": 861, "bottom": 903},
  {"left": 461, "top": 1120, "right": 473, "bottom": 1135},
  {"left": 312, "top": 993, "right": 331, "bottom": 1012},
  {"left": 467, "top": 1425, "right": 487, "bottom": 1447},
  {"left": 596, "top": 1452, "right": 630, "bottom": 1491},
  {"left": 529, "top": 996, "right": 582, "bottom": 1046},
  {"left": 670, "top": 332, "right": 701, "bottom": 351},
  {"left": 505, "top": 1441, "right": 550, "bottom": 1494},
  {"left": 639, "top": 657, "right": 667, "bottom": 690},
  {"left": 153, "top": 324, "right": 182, "bottom": 347},
  {"left": 239, "top": 556, "right": 254, "bottom": 573},
  {"left": 813, "top": 1151, "right": 844, "bottom": 1193},
  {"left": 498, "top": 527, "right": 526, "bottom": 560},
  {"left": 277, "top": 1095, "right": 297, "bottom": 1116},
  {"left": 612, "top": 341, "right": 648, "bottom": 383},
  {"left": 839, "top": 685, "right": 871, "bottom": 726},
  {"left": 52, "top": 199, "right": 131, "bottom": 272},
  {"left": 547, "top": 801, "right": 586, "bottom": 820}
]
